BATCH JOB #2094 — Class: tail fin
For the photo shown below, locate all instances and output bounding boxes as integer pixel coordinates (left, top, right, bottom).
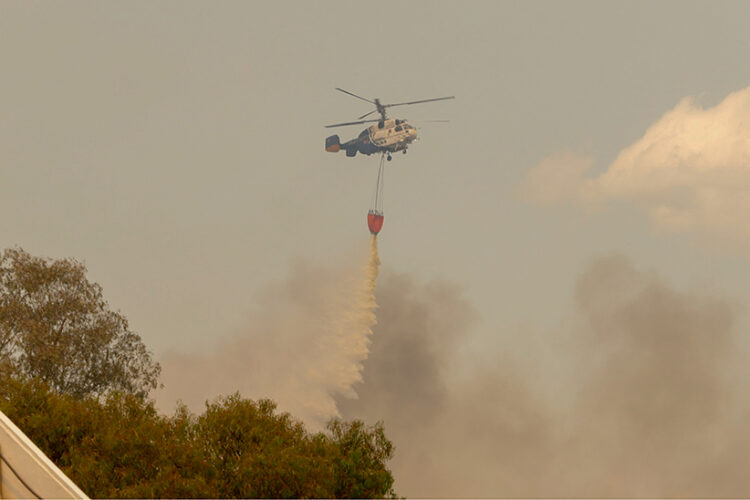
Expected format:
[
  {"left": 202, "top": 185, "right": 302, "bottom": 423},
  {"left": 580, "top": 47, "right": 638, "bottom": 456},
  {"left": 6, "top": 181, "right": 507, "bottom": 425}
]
[{"left": 325, "top": 135, "right": 341, "bottom": 152}]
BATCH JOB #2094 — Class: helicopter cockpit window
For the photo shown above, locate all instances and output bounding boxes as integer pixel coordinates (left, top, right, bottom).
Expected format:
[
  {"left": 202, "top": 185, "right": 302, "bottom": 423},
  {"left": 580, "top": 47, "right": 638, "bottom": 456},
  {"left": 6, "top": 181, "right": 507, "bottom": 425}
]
[{"left": 395, "top": 126, "right": 403, "bottom": 132}]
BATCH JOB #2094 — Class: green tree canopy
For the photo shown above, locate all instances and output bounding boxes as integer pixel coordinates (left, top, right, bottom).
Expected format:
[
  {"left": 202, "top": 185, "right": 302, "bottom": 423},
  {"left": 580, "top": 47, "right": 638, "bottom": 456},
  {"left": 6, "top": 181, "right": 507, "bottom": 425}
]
[
  {"left": 0, "top": 248, "right": 160, "bottom": 398},
  {"left": 0, "top": 248, "right": 397, "bottom": 497},
  {"left": 0, "top": 378, "right": 397, "bottom": 498}
]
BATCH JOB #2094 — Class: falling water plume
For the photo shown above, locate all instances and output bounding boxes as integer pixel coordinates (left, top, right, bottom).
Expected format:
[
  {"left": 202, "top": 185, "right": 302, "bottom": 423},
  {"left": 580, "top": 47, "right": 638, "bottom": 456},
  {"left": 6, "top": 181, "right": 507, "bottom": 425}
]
[{"left": 158, "top": 235, "right": 382, "bottom": 429}]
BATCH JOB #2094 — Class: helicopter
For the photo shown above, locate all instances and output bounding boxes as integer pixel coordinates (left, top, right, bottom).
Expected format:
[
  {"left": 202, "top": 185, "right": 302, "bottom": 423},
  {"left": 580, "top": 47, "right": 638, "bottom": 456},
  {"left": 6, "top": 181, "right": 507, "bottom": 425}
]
[{"left": 324, "top": 88, "right": 454, "bottom": 161}]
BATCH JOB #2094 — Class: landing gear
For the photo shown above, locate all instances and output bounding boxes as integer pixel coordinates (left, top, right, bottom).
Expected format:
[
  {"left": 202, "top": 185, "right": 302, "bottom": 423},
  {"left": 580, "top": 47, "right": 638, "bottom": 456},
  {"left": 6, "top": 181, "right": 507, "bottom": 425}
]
[
  {"left": 403, "top": 150, "right": 407, "bottom": 154},
  {"left": 387, "top": 154, "right": 392, "bottom": 161}
]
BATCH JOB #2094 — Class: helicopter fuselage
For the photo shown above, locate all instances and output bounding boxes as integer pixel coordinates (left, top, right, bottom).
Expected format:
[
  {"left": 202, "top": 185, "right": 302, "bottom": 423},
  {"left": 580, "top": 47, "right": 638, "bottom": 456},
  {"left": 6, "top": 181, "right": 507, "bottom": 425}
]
[{"left": 325, "top": 118, "right": 418, "bottom": 158}]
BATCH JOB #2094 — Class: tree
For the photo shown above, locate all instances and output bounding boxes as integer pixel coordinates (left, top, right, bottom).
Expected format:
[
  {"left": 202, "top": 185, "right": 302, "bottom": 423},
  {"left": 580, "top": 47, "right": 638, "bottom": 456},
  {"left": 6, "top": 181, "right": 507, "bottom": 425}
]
[
  {"left": 0, "top": 248, "right": 160, "bottom": 398},
  {"left": 198, "top": 395, "right": 332, "bottom": 498},
  {"left": 0, "top": 376, "right": 211, "bottom": 498},
  {"left": 328, "top": 419, "right": 396, "bottom": 499},
  {"left": 0, "top": 379, "right": 398, "bottom": 498},
  {"left": 0, "top": 247, "right": 398, "bottom": 497}
]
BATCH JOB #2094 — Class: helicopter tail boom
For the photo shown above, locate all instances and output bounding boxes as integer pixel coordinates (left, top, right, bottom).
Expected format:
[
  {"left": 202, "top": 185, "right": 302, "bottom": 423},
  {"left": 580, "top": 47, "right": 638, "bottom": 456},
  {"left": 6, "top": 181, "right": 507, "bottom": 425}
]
[{"left": 325, "top": 134, "right": 341, "bottom": 152}]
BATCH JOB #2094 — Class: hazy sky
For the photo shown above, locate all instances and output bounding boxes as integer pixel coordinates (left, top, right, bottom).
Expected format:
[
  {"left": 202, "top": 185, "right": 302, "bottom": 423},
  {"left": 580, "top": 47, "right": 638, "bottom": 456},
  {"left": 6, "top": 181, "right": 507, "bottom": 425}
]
[{"left": 4, "top": 1, "right": 750, "bottom": 496}]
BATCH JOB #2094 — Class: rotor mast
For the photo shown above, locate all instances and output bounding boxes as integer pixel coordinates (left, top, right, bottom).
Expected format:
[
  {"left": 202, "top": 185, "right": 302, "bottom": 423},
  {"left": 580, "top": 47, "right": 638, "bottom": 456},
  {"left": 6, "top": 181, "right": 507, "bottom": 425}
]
[{"left": 373, "top": 98, "right": 387, "bottom": 121}]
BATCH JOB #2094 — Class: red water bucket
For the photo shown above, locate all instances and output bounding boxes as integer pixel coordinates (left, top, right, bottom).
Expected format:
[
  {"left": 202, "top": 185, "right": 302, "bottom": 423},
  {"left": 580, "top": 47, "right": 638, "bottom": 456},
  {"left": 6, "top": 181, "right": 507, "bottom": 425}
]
[{"left": 367, "top": 210, "right": 384, "bottom": 235}]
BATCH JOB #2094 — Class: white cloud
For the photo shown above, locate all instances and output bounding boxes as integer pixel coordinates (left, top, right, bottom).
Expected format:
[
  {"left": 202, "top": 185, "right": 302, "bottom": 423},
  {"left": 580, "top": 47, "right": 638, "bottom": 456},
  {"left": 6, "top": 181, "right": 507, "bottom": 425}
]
[
  {"left": 518, "top": 151, "right": 595, "bottom": 206},
  {"left": 523, "top": 85, "right": 750, "bottom": 241}
]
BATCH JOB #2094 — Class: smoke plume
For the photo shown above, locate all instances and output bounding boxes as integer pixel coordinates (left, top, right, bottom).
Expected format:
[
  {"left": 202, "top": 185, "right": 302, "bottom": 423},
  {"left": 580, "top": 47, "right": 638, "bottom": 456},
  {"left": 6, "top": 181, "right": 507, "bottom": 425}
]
[
  {"left": 339, "top": 256, "right": 750, "bottom": 497},
  {"left": 158, "top": 239, "right": 750, "bottom": 496},
  {"left": 156, "top": 236, "right": 380, "bottom": 428}
]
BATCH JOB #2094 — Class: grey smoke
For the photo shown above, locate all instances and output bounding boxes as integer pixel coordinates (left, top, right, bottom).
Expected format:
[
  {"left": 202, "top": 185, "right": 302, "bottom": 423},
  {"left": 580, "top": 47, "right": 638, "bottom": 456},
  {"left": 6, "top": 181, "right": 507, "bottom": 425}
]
[
  {"left": 339, "top": 255, "right": 750, "bottom": 497},
  {"left": 157, "top": 250, "right": 750, "bottom": 496},
  {"left": 337, "top": 271, "right": 475, "bottom": 424}
]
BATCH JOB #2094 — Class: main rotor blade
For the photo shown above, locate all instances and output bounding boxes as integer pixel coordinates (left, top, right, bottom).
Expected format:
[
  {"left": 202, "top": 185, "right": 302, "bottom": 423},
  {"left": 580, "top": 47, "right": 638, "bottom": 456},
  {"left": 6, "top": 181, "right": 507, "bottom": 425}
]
[
  {"left": 325, "top": 119, "right": 380, "bottom": 128},
  {"left": 384, "top": 96, "right": 455, "bottom": 108},
  {"left": 335, "top": 88, "right": 375, "bottom": 104},
  {"left": 358, "top": 109, "right": 378, "bottom": 120}
]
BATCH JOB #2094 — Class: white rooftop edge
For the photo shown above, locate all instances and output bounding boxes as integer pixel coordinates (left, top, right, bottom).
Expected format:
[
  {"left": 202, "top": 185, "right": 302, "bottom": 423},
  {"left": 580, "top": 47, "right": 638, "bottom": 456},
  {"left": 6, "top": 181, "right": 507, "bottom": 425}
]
[{"left": 0, "top": 409, "right": 88, "bottom": 499}]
